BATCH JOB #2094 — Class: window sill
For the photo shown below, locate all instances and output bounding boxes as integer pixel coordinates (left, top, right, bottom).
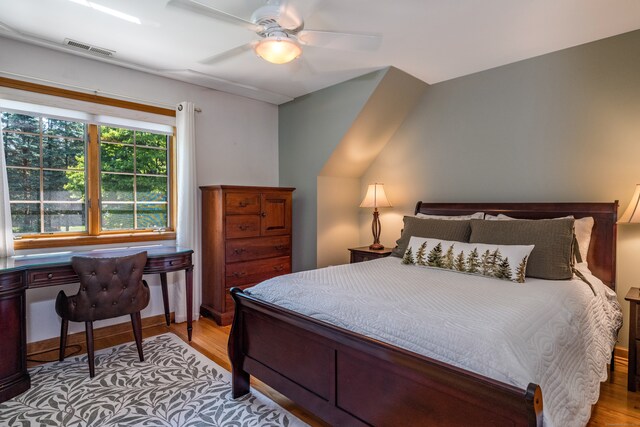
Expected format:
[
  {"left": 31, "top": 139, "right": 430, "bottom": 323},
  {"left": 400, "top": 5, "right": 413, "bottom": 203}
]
[{"left": 13, "top": 231, "right": 177, "bottom": 250}]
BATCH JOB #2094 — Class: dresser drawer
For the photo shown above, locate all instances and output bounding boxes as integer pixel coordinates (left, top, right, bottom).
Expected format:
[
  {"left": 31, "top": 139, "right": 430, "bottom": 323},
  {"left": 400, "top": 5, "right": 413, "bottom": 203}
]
[
  {"left": 225, "top": 192, "right": 260, "bottom": 214},
  {"left": 351, "top": 252, "right": 373, "bottom": 263},
  {"left": 637, "top": 341, "right": 640, "bottom": 375},
  {"left": 226, "top": 215, "right": 261, "bottom": 239},
  {"left": 225, "top": 256, "right": 291, "bottom": 288},
  {"left": 28, "top": 266, "right": 77, "bottom": 288},
  {"left": 226, "top": 236, "right": 290, "bottom": 263}
]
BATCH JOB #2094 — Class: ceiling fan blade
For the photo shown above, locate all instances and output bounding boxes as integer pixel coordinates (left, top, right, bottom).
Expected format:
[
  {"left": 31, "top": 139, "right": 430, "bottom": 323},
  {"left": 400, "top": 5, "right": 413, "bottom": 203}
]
[
  {"left": 0, "top": 20, "right": 18, "bottom": 34},
  {"left": 298, "top": 30, "right": 382, "bottom": 51},
  {"left": 199, "top": 42, "right": 256, "bottom": 65},
  {"left": 167, "top": 0, "right": 261, "bottom": 32}
]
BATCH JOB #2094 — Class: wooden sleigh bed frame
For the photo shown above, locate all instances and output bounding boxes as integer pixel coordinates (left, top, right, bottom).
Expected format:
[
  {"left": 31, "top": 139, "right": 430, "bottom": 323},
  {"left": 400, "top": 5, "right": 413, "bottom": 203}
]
[{"left": 228, "top": 202, "right": 618, "bottom": 426}]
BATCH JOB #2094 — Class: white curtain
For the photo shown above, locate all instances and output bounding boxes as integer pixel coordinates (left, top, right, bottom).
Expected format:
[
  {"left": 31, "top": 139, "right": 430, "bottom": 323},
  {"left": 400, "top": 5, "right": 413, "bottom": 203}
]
[
  {"left": 0, "top": 128, "right": 14, "bottom": 257},
  {"left": 174, "top": 102, "right": 201, "bottom": 323}
]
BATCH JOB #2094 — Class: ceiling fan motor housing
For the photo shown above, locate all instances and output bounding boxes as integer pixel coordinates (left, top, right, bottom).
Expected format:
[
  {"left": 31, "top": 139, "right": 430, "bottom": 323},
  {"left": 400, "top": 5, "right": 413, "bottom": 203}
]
[
  {"left": 175, "top": 0, "right": 381, "bottom": 66},
  {"left": 251, "top": 4, "right": 303, "bottom": 36}
]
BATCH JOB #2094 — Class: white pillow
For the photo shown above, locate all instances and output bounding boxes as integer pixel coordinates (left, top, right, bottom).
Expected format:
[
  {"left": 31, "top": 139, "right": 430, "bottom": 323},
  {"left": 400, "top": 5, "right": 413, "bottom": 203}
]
[
  {"left": 573, "top": 217, "right": 594, "bottom": 264},
  {"left": 416, "top": 212, "right": 484, "bottom": 220},
  {"left": 402, "top": 236, "right": 534, "bottom": 283},
  {"left": 482, "top": 214, "right": 593, "bottom": 262}
]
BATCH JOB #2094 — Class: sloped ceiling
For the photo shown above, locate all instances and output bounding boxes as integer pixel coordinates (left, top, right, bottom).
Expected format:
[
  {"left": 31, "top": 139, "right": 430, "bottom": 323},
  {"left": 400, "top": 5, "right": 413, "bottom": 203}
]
[{"left": 320, "top": 67, "right": 428, "bottom": 178}]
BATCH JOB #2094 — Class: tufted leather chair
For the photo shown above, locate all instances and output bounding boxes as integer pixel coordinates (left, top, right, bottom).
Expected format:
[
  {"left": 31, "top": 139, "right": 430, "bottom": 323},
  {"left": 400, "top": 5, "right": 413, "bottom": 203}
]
[{"left": 56, "top": 252, "right": 150, "bottom": 378}]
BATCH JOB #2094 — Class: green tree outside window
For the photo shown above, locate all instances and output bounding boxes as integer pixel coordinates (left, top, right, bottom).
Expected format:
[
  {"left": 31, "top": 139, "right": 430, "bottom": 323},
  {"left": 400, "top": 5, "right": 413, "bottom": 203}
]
[{"left": 2, "top": 112, "right": 170, "bottom": 236}]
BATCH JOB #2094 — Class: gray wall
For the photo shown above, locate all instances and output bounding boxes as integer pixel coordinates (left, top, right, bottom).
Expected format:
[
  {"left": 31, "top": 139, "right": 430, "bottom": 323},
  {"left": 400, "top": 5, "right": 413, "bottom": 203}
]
[
  {"left": 361, "top": 29, "right": 640, "bottom": 348},
  {"left": 279, "top": 70, "right": 386, "bottom": 272}
]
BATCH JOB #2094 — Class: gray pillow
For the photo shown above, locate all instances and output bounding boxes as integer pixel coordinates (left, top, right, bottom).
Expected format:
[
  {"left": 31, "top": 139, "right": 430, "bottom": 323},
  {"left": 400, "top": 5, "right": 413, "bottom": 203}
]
[
  {"left": 391, "top": 216, "right": 472, "bottom": 257},
  {"left": 469, "top": 218, "right": 575, "bottom": 280}
]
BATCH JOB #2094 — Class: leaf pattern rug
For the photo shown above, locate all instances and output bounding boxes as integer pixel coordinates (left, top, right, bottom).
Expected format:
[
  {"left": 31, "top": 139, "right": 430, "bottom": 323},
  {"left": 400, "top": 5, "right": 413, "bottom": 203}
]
[{"left": 0, "top": 333, "right": 307, "bottom": 427}]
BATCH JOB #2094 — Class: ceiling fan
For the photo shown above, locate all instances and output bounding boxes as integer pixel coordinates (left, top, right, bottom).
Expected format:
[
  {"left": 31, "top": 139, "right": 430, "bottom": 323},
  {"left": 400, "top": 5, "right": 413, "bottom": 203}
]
[{"left": 167, "top": 0, "right": 382, "bottom": 65}]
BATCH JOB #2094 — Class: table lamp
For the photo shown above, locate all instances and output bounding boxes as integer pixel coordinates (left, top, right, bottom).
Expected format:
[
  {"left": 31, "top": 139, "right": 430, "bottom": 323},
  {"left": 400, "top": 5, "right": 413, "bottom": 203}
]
[
  {"left": 360, "top": 183, "right": 392, "bottom": 250},
  {"left": 620, "top": 184, "right": 640, "bottom": 223}
]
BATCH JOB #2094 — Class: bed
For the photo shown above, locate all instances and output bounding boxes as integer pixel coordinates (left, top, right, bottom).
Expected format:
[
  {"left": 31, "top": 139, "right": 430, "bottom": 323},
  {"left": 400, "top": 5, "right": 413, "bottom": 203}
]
[{"left": 228, "top": 202, "right": 621, "bottom": 427}]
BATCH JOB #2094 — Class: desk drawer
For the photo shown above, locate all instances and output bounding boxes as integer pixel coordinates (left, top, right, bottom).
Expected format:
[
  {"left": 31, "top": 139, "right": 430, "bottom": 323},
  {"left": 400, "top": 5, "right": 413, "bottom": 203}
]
[
  {"left": 226, "top": 236, "right": 290, "bottom": 263},
  {"left": 146, "top": 255, "right": 192, "bottom": 273},
  {"left": 225, "top": 256, "right": 291, "bottom": 288},
  {"left": 0, "top": 271, "right": 25, "bottom": 293},
  {"left": 28, "top": 266, "right": 77, "bottom": 288}
]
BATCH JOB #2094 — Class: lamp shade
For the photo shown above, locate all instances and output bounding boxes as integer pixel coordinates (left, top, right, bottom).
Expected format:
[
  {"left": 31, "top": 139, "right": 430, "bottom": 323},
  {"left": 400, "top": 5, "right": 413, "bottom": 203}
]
[
  {"left": 255, "top": 36, "right": 302, "bottom": 64},
  {"left": 360, "top": 183, "right": 391, "bottom": 208},
  {"left": 620, "top": 184, "right": 640, "bottom": 223}
]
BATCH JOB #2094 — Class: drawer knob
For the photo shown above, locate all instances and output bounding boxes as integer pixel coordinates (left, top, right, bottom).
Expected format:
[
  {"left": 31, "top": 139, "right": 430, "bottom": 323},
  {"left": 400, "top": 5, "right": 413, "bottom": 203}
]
[
  {"left": 261, "top": 212, "right": 267, "bottom": 218},
  {"left": 233, "top": 271, "right": 247, "bottom": 278},
  {"left": 273, "top": 265, "right": 284, "bottom": 272},
  {"left": 169, "top": 260, "right": 174, "bottom": 266},
  {"left": 239, "top": 200, "right": 249, "bottom": 207},
  {"left": 275, "top": 245, "right": 287, "bottom": 251},
  {"left": 234, "top": 248, "right": 246, "bottom": 254},
  {"left": 238, "top": 225, "right": 249, "bottom": 231},
  {"left": 47, "top": 273, "right": 53, "bottom": 279}
]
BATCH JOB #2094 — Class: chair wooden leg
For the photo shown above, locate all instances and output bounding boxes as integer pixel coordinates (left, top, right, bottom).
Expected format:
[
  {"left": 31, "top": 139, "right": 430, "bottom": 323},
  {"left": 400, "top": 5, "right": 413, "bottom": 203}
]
[
  {"left": 59, "top": 319, "right": 68, "bottom": 362},
  {"left": 131, "top": 311, "right": 144, "bottom": 362},
  {"left": 85, "top": 321, "right": 95, "bottom": 378}
]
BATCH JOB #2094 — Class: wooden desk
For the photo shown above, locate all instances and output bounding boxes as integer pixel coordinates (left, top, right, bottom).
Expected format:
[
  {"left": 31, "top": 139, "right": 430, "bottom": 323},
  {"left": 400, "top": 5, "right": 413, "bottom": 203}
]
[{"left": 0, "top": 245, "right": 194, "bottom": 403}]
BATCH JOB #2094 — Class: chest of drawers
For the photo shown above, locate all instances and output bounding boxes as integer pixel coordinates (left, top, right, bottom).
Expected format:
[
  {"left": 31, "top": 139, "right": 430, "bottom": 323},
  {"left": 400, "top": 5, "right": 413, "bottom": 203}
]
[{"left": 200, "top": 185, "right": 294, "bottom": 325}]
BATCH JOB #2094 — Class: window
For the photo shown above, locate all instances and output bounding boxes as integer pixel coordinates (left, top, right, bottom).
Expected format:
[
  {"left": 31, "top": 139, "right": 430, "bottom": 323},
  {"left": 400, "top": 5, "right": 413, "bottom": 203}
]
[
  {"left": 99, "top": 126, "right": 170, "bottom": 231},
  {"left": 2, "top": 113, "right": 87, "bottom": 235},
  {"left": 1, "top": 109, "right": 175, "bottom": 249}
]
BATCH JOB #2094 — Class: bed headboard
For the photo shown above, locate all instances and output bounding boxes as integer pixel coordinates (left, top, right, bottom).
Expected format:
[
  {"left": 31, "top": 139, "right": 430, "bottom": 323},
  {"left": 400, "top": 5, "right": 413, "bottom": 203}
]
[{"left": 414, "top": 202, "right": 618, "bottom": 290}]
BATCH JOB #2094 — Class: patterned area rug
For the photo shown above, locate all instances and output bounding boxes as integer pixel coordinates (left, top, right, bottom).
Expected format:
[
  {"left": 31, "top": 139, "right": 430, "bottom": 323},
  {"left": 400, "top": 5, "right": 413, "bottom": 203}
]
[{"left": 0, "top": 333, "right": 307, "bottom": 426}]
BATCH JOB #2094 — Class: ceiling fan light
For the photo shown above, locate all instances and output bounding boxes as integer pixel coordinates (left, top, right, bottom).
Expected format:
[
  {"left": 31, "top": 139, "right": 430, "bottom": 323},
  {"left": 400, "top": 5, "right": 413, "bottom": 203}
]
[{"left": 255, "top": 36, "right": 301, "bottom": 64}]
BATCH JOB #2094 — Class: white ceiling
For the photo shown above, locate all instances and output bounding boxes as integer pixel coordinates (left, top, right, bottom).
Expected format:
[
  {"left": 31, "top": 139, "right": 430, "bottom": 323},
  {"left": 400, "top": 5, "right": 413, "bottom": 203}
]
[{"left": 1, "top": 0, "right": 640, "bottom": 104}]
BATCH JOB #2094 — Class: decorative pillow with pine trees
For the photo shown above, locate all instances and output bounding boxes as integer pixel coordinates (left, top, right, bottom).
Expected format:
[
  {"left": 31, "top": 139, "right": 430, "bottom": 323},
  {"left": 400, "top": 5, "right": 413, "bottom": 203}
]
[{"left": 402, "top": 236, "right": 534, "bottom": 283}]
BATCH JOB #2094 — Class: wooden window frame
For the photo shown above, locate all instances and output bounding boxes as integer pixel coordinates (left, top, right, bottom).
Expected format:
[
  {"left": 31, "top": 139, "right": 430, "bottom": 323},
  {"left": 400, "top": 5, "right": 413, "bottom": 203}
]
[{"left": 0, "top": 77, "right": 177, "bottom": 250}]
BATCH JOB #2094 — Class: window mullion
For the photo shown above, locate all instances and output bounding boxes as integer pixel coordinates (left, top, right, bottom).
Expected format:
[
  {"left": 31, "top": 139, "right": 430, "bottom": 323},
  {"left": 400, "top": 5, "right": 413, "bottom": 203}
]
[
  {"left": 169, "top": 133, "right": 176, "bottom": 231},
  {"left": 133, "top": 131, "right": 137, "bottom": 230},
  {"left": 39, "top": 117, "right": 44, "bottom": 234},
  {"left": 87, "top": 124, "right": 101, "bottom": 235}
]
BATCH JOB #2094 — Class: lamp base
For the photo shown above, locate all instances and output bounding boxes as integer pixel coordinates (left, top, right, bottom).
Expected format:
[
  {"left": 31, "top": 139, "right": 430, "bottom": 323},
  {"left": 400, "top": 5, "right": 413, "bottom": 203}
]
[{"left": 369, "top": 208, "right": 384, "bottom": 251}]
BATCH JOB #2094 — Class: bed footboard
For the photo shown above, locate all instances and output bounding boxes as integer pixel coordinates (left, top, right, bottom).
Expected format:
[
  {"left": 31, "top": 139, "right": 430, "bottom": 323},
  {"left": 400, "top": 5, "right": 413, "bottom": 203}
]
[{"left": 228, "top": 288, "right": 542, "bottom": 426}]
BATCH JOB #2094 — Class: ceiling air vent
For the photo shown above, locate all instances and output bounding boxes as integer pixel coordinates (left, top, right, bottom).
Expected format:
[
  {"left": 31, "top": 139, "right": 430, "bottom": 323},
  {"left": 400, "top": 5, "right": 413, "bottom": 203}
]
[{"left": 64, "top": 38, "right": 115, "bottom": 57}]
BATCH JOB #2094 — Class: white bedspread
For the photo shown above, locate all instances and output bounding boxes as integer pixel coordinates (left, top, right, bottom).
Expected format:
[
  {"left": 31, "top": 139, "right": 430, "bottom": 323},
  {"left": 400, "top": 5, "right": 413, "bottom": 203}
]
[{"left": 246, "top": 257, "right": 622, "bottom": 427}]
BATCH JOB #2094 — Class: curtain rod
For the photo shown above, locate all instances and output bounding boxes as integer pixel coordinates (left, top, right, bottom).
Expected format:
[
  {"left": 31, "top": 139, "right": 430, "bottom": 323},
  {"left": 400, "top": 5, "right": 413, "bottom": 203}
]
[
  {"left": 177, "top": 104, "right": 202, "bottom": 113},
  {"left": 0, "top": 71, "right": 201, "bottom": 113}
]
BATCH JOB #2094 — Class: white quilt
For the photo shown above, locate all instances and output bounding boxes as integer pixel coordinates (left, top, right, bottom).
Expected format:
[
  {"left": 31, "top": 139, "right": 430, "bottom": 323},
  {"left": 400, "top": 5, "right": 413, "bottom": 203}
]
[{"left": 246, "top": 257, "right": 622, "bottom": 427}]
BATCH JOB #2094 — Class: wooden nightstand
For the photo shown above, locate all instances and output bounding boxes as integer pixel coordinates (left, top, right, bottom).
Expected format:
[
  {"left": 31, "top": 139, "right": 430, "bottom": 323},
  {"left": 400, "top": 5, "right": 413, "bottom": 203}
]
[
  {"left": 349, "top": 246, "right": 393, "bottom": 263},
  {"left": 626, "top": 287, "right": 640, "bottom": 392}
]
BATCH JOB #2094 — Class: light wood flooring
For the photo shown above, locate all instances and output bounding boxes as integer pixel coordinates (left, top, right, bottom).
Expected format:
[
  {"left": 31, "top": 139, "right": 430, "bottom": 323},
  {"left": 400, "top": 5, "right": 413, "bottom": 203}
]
[{"left": 29, "top": 318, "right": 640, "bottom": 426}]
